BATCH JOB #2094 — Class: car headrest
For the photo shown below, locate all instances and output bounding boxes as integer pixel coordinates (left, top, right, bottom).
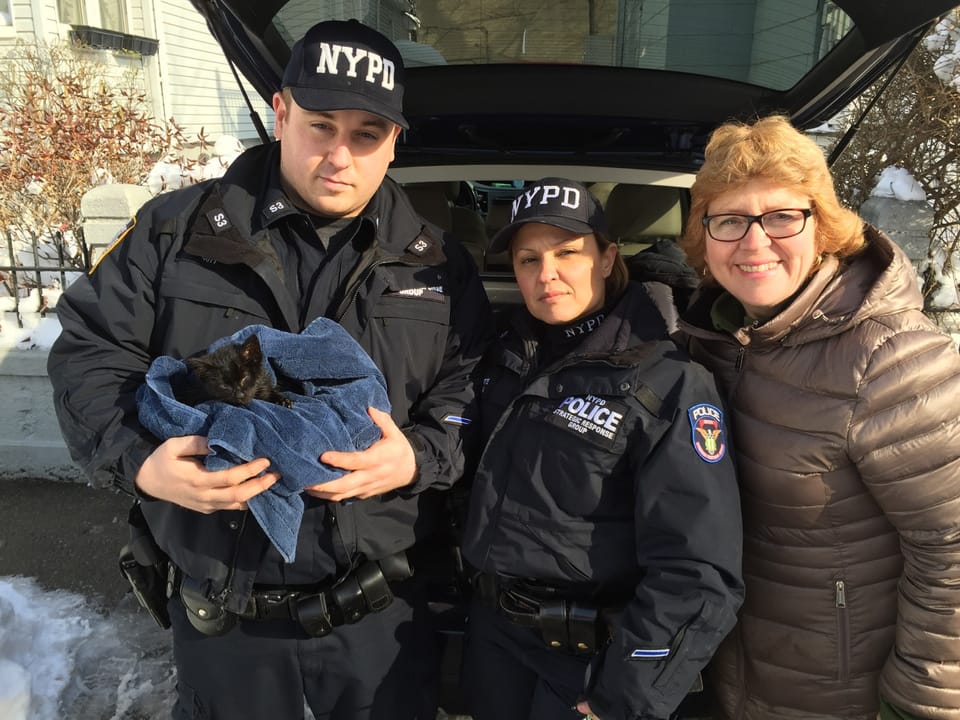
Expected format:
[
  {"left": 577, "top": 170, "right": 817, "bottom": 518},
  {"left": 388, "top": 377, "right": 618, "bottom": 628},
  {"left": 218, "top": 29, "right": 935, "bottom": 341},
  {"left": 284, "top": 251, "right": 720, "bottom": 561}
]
[
  {"left": 605, "top": 184, "right": 684, "bottom": 243},
  {"left": 403, "top": 182, "right": 454, "bottom": 231}
]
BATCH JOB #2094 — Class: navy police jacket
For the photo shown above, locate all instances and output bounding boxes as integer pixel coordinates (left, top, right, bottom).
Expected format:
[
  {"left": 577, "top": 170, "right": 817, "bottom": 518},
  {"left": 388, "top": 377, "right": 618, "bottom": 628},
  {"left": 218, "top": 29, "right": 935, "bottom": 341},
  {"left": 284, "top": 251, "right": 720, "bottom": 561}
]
[
  {"left": 48, "top": 142, "right": 492, "bottom": 613},
  {"left": 461, "top": 282, "right": 744, "bottom": 720}
]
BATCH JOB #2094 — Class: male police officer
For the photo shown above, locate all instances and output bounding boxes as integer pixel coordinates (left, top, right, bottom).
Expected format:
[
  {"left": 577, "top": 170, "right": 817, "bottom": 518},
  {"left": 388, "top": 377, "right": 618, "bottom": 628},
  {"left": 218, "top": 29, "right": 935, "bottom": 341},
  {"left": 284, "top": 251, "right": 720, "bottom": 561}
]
[{"left": 48, "top": 19, "right": 491, "bottom": 720}]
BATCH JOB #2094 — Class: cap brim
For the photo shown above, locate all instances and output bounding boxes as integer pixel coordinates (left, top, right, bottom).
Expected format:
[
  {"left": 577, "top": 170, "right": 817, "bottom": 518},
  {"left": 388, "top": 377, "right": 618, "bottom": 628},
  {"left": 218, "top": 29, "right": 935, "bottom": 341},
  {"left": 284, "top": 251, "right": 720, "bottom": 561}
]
[
  {"left": 488, "top": 216, "right": 597, "bottom": 254},
  {"left": 288, "top": 86, "right": 409, "bottom": 129}
]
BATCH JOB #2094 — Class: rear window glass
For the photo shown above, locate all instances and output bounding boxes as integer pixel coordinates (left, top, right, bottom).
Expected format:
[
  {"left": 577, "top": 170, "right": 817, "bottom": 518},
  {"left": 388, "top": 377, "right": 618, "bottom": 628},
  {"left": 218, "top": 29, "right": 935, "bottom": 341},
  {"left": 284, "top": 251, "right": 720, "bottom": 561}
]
[{"left": 271, "top": 0, "right": 852, "bottom": 91}]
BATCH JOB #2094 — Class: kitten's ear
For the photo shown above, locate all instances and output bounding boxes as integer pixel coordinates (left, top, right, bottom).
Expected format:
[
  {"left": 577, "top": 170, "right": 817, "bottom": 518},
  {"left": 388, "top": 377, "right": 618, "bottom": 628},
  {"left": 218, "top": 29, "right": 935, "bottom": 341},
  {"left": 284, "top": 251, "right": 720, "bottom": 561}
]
[
  {"left": 185, "top": 355, "right": 208, "bottom": 372},
  {"left": 239, "top": 334, "right": 263, "bottom": 365}
]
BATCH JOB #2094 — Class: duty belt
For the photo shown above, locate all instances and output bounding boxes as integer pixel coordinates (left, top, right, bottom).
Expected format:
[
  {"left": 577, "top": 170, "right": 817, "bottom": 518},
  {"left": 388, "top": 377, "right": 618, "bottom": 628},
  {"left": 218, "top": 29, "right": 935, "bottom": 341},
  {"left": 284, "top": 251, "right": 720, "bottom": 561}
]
[
  {"left": 173, "top": 552, "right": 412, "bottom": 638},
  {"left": 476, "top": 573, "right": 614, "bottom": 655}
]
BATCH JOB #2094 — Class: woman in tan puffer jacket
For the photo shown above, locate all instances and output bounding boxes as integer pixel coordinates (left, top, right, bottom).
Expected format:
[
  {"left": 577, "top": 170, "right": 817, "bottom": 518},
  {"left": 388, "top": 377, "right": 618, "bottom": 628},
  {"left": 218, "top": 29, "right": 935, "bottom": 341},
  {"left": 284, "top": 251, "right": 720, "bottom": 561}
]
[{"left": 677, "top": 115, "right": 960, "bottom": 720}]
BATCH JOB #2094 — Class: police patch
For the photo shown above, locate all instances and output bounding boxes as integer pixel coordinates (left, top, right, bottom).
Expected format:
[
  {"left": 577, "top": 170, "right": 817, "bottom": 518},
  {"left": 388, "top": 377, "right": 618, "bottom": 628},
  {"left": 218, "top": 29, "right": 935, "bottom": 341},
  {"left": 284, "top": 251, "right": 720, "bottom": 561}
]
[
  {"left": 688, "top": 403, "right": 726, "bottom": 463},
  {"left": 89, "top": 217, "right": 135, "bottom": 274},
  {"left": 542, "top": 394, "right": 628, "bottom": 450}
]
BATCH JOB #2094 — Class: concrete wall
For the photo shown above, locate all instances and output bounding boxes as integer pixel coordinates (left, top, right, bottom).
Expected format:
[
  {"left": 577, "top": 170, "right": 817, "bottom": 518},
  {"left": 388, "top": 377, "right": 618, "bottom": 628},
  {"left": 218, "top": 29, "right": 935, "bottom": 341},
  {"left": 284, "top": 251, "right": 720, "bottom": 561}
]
[
  {"left": 2, "top": 185, "right": 957, "bottom": 481},
  {"left": 0, "top": 183, "right": 158, "bottom": 482},
  {"left": 0, "top": 348, "right": 83, "bottom": 481}
]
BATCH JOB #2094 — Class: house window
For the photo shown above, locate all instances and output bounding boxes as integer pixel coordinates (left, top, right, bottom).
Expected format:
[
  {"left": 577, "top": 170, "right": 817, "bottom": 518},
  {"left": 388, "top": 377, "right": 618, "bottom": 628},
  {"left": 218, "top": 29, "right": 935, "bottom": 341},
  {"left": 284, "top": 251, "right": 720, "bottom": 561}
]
[
  {"left": 0, "top": 0, "right": 12, "bottom": 28},
  {"left": 58, "top": 0, "right": 128, "bottom": 33},
  {"left": 98, "top": 0, "right": 127, "bottom": 33}
]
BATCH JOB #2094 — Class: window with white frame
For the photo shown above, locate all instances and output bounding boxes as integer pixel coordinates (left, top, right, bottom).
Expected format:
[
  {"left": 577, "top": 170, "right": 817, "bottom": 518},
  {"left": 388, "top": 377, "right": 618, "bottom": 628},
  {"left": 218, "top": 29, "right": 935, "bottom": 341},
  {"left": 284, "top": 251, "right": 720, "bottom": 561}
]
[
  {"left": 57, "top": 0, "right": 128, "bottom": 32},
  {"left": 0, "top": 0, "right": 13, "bottom": 29}
]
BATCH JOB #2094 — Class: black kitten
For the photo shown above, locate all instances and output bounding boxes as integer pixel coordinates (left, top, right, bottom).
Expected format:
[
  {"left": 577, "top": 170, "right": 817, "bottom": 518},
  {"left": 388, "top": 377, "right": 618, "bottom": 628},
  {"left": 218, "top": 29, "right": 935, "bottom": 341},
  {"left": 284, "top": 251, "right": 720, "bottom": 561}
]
[{"left": 174, "top": 334, "right": 294, "bottom": 408}]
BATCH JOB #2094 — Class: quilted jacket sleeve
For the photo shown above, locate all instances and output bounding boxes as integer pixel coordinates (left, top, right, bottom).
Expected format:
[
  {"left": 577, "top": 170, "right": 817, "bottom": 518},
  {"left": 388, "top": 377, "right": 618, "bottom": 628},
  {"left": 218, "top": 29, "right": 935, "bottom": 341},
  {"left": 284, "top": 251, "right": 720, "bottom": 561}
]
[{"left": 848, "top": 313, "right": 960, "bottom": 717}]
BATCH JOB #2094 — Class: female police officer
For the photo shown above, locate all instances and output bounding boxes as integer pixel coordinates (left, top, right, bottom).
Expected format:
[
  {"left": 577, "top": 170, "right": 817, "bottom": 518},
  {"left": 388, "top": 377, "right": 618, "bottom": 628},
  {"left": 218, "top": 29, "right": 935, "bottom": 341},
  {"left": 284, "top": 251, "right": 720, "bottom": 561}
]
[{"left": 460, "top": 178, "right": 744, "bottom": 720}]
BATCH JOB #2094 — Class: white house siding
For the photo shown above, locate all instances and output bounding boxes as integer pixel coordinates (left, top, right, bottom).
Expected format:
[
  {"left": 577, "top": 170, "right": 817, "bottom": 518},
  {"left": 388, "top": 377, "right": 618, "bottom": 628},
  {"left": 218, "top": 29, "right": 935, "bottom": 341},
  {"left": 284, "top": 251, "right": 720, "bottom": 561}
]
[
  {"left": 0, "top": 0, "right": 148, "bottom": 108},
  {"left": 2, "top": 0, "right": 47, "bottom": 42},
  {"left": 153, "top": 0, "right": 273, "bottom": 144}
]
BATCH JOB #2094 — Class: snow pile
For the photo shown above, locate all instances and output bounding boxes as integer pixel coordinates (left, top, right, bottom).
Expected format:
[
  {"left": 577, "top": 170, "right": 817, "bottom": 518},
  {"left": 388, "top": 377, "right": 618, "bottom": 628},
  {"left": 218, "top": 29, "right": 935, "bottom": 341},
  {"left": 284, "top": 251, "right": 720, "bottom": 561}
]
[
  {"left": 926, "top": 245, "right": 960, "bottom": 310},
  {"left": 0, "top": 290, "right": 64, "bottom": 350},
  {"left": 925, "top": 15, "right": 960, "bottom": 90},
  {"left": 145, "top": 134, "right": 244, "bottom": 195},
  {"left": 0, "top": 578, "right": 95, "bottom": 720},
  {"left": 870, "top": 166, "right": 927, "bottom": 201},
  {"left": 0, "top": 578, "right": 176, "bottom": 720}
]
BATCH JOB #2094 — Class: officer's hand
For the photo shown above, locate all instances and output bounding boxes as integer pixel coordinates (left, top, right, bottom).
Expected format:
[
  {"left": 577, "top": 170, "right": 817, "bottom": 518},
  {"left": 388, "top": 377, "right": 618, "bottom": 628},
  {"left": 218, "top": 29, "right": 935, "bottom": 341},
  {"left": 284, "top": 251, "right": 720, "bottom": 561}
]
[
  {"left": 575, "top": 701, "right": 600, "bottom": 719},
  {"left": 307, "top": 407, "right": 416, "bottom": 501},
  {"left": 135, "top": 435, "right": 279, "bottom": 513}
]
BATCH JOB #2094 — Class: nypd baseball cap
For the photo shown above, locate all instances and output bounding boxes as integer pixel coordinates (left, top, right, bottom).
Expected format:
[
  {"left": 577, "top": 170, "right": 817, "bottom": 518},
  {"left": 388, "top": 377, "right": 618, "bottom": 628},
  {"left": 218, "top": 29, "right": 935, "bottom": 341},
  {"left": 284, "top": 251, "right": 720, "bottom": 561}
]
[
  {"left": 282, "top": 19, "right": 408, "bottom": 129},
  {"left": 489, "top": 178, "right": 609, "bottom": 254}
]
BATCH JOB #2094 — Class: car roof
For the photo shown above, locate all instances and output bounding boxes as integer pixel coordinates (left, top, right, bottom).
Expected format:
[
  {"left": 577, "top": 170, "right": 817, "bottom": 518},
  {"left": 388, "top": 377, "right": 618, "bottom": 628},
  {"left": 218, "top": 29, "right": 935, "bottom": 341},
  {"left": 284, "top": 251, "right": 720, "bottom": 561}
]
[{"left": 189, "top": 0, "right": 957, "bottom": 171}]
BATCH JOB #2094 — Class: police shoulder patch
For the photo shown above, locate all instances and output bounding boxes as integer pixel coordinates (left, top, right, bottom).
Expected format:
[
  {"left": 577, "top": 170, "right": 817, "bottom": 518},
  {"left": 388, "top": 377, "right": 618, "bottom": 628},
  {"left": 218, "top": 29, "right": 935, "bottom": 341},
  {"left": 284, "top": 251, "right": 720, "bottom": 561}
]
[
  {"left": 688, "top": 403, "right": 726, "bottom": 463},
  {"left": 89, "top": 217, "right": 136, "bottom": 274}
]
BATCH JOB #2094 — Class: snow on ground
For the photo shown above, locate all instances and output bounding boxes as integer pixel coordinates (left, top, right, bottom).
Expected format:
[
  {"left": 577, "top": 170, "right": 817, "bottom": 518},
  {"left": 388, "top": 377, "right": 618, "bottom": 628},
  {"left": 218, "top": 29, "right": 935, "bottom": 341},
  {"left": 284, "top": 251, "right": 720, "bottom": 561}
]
[
  {"left": 870, "top": 166, "right": 928, "bottom": 201},
  {"left": 0, "top": 578, "right": 175, "bottom": 720}
]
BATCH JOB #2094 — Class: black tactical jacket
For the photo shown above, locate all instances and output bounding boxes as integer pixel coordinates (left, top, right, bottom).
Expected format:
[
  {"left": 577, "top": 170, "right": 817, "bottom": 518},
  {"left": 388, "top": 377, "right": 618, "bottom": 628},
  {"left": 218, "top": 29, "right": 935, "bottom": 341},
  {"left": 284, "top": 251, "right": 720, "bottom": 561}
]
[
  {"left": 461, "top": 282, "right": 744, "bottom": 720},
  {"left": 48, "top": 142, "right": 492, "bottom": 613}
]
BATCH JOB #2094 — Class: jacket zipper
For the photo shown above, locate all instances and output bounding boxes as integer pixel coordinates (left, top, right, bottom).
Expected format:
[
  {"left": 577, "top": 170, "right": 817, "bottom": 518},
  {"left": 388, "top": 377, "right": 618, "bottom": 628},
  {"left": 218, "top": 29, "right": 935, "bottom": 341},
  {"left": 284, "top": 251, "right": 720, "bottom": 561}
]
[
  {"left": 333, "top": 251, "right": 431, "bottom": 323},
  {"left": 212, "top": 511, "right": 249, "bottom": 607},
  {"left": 835, "top": 579, "right": 850, "bottom": 681},
  {"left": 334, "top": 255, "right": 396, "bottom": 322}
]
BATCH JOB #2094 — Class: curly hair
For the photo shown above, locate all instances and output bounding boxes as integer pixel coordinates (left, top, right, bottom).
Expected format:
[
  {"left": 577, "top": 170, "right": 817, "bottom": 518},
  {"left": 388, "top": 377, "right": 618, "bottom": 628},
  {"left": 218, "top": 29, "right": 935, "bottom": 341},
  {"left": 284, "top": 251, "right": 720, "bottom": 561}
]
[{"left": 680, "top": 115, "right": 865, "bottom": 280}]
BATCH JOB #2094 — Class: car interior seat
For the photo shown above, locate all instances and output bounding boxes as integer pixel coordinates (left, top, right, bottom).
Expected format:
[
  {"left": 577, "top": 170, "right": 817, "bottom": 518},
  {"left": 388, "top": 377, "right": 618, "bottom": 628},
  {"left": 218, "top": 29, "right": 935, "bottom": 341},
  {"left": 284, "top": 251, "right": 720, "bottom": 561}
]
[
  {"left": 483, "top": 197, "right": 516, "bottom": 271},
  {"left": 587, "top": 181, "right": 617, "bottom": 210},
  {"left": 603, "top": 184, "right": 686, "bottom": 257},
  {"left": 402, "top": 181, "right": 487, "bottom": 267}
]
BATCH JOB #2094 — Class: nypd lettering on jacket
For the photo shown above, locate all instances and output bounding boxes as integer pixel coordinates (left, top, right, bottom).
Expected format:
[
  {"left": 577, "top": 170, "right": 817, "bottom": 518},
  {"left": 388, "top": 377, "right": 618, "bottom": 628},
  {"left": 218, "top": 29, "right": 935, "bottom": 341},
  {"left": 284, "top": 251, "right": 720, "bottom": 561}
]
[
  {"left": 544, "top": 394, "right": 628, "bottom": 449},
  {"left": 564, "top": 313, "right": 604, "bottom": 339},
  {"left": 688, "top": 403, "right": 726, "bottom": 463},
  {"left": 316, "top": 42, "right": 395, "bottom": 89},
  {"left": 511, "top": 184, "right": 581, "bottom": 219}
]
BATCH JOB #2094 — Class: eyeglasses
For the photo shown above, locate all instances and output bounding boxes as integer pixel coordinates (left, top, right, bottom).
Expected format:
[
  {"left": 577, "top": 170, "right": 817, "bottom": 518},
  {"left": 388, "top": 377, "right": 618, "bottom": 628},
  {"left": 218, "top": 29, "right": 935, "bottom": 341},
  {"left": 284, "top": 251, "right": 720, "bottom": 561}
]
[{"left": 702, "top": 208, "right": 813, "bottom": 242}]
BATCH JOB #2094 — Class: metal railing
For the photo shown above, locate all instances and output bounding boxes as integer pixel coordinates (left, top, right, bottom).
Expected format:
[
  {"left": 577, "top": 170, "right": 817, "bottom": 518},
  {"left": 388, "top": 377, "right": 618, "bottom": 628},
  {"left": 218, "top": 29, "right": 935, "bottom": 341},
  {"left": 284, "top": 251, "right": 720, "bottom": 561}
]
[{"left": 1, "top": 228, "right": 88, "bottom": 328}]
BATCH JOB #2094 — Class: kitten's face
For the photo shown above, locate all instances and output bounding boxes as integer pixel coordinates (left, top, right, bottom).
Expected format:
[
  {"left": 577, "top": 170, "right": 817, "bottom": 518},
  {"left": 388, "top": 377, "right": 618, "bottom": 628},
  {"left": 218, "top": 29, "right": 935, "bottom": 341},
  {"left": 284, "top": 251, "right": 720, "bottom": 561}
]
[{"left": 186, "top": 334, "right": 271, "bottom": 406}]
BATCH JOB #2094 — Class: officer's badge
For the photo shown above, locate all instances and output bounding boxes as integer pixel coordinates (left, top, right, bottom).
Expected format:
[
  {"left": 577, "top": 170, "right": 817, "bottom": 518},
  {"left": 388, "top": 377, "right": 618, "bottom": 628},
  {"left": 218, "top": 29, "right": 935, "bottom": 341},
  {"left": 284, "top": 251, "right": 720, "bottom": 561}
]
[{"left": 688, "top": 403, "right": 726, "bottom": 463}]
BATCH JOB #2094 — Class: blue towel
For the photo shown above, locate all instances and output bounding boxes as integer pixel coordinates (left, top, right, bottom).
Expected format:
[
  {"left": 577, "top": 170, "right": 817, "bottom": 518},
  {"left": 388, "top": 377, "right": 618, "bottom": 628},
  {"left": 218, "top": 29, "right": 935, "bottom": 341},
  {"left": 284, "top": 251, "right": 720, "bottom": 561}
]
[{"left": 136, "top": 318, "right": 390, "bottom": 562}]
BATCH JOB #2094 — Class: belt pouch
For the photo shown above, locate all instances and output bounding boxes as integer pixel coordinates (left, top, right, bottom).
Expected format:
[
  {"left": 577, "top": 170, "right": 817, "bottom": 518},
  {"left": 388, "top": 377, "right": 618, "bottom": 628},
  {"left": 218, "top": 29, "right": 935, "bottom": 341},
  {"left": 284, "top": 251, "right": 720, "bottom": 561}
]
[
  {"left": 296, "top": 593, "right": 335, "bottom": 637},
  {"left": 331, "top": 575, "right": 367, "bottom": 624},
  {"left": 356, "top": 562, "right": 394, "bottom": 612},
  {"left": 537, "top": 599, "right": 569, "bottom": 649},
  {"left": 378, "top": 552, "right": 413, "bottom": 582},
  {"left": 179, "top": 575, "right": 237, "bottom": 637},
  {"left": 567, "top": 603, "right": 599, "bottom": 654}
]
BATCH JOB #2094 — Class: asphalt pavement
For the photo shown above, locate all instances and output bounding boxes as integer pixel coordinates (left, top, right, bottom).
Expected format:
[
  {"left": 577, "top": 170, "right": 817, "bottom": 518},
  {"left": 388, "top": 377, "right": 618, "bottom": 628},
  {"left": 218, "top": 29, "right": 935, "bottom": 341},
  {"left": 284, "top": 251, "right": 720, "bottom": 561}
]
[{"left": 0, "top": 476, "right": 131, "bottom": 609}]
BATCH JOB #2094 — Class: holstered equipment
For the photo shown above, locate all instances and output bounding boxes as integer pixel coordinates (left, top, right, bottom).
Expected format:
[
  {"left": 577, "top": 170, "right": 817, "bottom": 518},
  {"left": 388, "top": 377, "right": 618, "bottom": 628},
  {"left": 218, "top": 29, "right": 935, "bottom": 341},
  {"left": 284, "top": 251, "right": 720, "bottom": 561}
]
[
  {"left": 481, "top": 575, "right": 613, "bottom": 655},
  {"left": 479, "top": 573, "right": 705, "bottom": 695},
  {"left": 173, "top": 552, "right": 413, "bottom": 638},
  {"left": 117, "top": 503, "right": 171, "bottom": 629}
]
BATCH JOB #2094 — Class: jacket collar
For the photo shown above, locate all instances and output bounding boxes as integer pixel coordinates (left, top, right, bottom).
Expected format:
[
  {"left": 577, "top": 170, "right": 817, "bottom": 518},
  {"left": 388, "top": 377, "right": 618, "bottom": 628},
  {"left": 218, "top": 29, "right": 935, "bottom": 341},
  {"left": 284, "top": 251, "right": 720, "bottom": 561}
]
[
  {"left": 683, "top": 226, "right": 921, "bottom": 347},
  {"left": 498, "top": 282, "right": 668, "bottom": 370},
  {"left": 206, "top": 142, "right": 449, "bottom": 278}
]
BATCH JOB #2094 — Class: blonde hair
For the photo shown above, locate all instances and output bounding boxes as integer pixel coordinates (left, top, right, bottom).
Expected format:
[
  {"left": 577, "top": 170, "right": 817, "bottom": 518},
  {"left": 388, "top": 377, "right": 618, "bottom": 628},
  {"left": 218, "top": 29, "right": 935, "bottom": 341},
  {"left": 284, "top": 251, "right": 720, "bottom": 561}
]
[{"left": 680, "top": 115, "right": 865, "bottom": 280}]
